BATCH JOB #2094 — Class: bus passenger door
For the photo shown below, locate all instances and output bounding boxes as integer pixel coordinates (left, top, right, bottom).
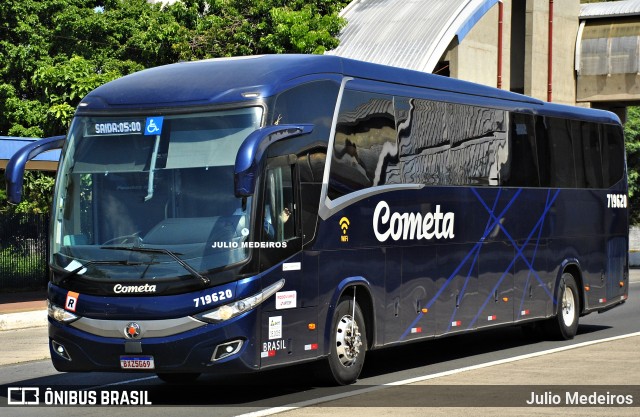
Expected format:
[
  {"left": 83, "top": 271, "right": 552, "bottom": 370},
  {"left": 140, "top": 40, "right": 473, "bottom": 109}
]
[{"left": 258, "top": 156, "right": 318, "bottom": 367}]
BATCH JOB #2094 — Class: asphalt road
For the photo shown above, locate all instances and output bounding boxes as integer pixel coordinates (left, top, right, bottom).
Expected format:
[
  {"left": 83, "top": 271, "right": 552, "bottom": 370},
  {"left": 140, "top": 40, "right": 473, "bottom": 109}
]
[{"left": 1, "top": 271, "right": 639, "bottom": 416}]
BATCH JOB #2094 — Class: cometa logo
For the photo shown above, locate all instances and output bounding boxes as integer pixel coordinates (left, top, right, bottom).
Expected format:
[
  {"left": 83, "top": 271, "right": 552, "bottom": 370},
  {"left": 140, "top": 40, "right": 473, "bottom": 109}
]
[
  {"left": 113, "top": 283, "right": 157, "bottom": 294},
  {"left": 373, "top": 201, "right": 455, "bottom": 242},
  {"left": 339, "top": 217, "right": 350, "bottom": 242}
]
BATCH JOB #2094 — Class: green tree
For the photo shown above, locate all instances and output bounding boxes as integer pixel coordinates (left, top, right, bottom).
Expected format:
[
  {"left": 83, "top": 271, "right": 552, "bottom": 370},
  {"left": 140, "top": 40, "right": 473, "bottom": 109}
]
[
  {"left": 0, "top": 0, "right": 348, "bottom": 137},
  {"left": 0, "top": 0, "right": 348, "bottom": 214},
  {"left": 624, "top": 106, "right": 640, "bottom": 224}
]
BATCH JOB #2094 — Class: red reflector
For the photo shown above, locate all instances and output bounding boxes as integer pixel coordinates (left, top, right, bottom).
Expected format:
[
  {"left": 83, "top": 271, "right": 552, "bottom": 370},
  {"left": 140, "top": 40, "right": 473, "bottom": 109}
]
[
  {"left": 411, "top": 327, "right": 422, "bottom": 333},
  {"left": 268, "top": 350, "right": 276, "bottom": 357},
  {"left": 451, "top": 321, "right": 461, "bottom": 327},
  {"left": 488, "top": 315, "right": 496, "bottom": 321}
]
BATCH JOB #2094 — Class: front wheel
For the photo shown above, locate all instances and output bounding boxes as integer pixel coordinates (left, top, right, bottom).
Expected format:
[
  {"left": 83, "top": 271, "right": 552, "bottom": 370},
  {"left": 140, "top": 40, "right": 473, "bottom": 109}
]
[
  {"left": 543, "top": 273, "right": 580, "bottom": 340},
  {"left": 322, "top": 297, "right": 368, "bottom": 385}
]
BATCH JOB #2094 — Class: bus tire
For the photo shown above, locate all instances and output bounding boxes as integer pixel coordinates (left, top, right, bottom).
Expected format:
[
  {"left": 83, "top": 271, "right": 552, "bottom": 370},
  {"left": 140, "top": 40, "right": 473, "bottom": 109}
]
[
  {"left": 156, "top": 372, "right": 201, "bottom": 384},
  {"left": 543, "top": 273, "right": 580, "bottom": 340},
  {"left": 323, "top": 297, "right": 367, "bottom": 385}
]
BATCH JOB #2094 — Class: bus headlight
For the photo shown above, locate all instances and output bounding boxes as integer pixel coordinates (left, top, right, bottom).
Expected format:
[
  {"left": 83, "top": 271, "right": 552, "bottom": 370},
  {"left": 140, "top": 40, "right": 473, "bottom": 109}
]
[
  {"left": 47, "top": 301, "right": 79, "bottom": 323},
  {"left": 195, "top": 279, "right": 284, "bottom": 324}
]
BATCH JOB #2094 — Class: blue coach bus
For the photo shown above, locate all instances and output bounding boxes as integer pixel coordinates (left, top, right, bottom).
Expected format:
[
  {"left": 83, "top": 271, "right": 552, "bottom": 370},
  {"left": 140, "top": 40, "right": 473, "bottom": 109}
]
[{"left": 6, "top": 55, "right": 628, "bottom": 385}]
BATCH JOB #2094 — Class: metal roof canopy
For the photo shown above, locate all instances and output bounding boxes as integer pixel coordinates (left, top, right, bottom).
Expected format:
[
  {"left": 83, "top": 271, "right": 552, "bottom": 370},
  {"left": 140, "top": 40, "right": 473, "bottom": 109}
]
[
  {"left": 576, "top": 0, "right": 640, "bottom": 80},
  {"left": 0, "top": 137, "right": 61, "bottom": 171},
  {"left": 580, "top": 0, "right": 640, "bottom": 20},
  {"left": 327, "top": 0, "right": 498, "bottom": 73}
]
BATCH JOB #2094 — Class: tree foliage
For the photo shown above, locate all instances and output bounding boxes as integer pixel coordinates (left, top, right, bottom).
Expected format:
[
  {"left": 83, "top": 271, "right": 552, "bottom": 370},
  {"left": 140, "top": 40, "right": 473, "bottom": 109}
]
[
  {"left": 624, "top": 106, "right": 640, "bottom": 224},
  {"left": 0, "top": 0, "right": 348, "bottom": 213},
  {"left": 0, "top": 0, "right": 348, "bottom": 137}
]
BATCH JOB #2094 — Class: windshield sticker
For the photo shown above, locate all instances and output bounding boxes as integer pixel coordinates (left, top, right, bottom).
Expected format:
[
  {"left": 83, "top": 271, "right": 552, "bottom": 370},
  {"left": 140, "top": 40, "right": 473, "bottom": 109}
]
[
  {"left": 268, "top": 316, "right": 282, "bottom": 340},
  {"left": 144, "top": 117, "right": 164, "bottom": 136},
  {"left": 89, "top": 121, "right": 143, "bottom": 136}
]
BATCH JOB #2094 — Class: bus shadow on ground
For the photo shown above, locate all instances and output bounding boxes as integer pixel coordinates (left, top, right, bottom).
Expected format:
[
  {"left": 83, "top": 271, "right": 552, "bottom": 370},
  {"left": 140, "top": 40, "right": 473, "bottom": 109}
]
[{"left": 359, "top": 323, "right": 612, "bottom": 379}]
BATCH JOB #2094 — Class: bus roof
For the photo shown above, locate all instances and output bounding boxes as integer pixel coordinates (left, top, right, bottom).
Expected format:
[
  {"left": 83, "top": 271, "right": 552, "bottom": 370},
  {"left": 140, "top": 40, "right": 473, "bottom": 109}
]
[{"left": 79, "top": 54, "right": 620, "bottom": 125}]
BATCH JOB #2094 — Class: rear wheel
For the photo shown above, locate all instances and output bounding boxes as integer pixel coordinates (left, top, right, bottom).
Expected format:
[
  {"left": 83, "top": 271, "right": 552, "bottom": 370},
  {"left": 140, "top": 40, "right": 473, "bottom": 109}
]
[
  {"left": 156, "top": 372, "right": 201, "bottom": 384},
  {"left": 321, "top": 297, "right": 367, "bottom": 385},
  {"left": 543, "top": 273, "right": 580, "bottom": 340}
]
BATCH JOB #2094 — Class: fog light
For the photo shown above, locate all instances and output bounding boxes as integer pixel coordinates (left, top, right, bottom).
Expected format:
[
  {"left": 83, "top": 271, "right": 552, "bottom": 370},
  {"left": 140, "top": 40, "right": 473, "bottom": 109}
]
[
  {"left": 212, "top": 340, "right": 243, "bottom": 362},
  {"left": 52, "top": 340, "right": 71, "bottom": 361}
]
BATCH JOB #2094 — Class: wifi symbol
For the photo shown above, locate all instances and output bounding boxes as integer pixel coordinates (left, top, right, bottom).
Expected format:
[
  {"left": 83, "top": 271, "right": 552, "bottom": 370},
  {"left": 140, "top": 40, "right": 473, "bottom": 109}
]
[{"left": 339, "top": 217, "right": 350, "bottom": 235}]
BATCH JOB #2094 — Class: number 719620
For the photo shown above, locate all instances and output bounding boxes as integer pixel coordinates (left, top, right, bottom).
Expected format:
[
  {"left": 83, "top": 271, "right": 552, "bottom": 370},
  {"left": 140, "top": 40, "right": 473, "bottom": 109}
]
[{"left": 194, "top": 289, "right": 234, "bottom": 307}]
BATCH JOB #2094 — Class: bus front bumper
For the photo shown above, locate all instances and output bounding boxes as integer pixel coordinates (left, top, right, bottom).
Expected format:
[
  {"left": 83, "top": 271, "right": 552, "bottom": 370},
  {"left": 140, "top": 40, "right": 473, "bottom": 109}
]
[{"left": 47, "top": 312, "right": 260, "bottom": 374}]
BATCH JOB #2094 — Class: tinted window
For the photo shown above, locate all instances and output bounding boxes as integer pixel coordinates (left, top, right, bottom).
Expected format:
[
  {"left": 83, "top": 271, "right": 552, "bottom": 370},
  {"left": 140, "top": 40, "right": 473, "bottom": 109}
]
[
  {"left": 504, "top": 113, "right": 540, "bottom": 187},
  {"left": 572, "top": 121, "right": 604, "bottom": 188},
  {"left": 272, "top": 81, "right": 339, "bottom": 139},
  {"left": 329, "top": 90, "right": 398, "bottom": 198},
  {"left": 602, "top": 124, "right": 625, "bottom": 187},
  {"left": 396, "top": 98, "right": 449, "bottom": 185},
  {"left": 263, "top": 165, "right": 296, "bottom": 242},
  {"left": 273, "top": 81, "right": 338, "bottom": 183},
  {"left": 546, "top": 117, "right": 576, "bottom": 188},
  {"left": 448, "top": 103, "right": 507, "bottom": 186}
]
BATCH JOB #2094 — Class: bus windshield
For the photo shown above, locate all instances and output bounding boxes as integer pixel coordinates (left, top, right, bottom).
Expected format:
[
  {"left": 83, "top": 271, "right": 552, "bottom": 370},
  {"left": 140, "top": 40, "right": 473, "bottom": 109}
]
[{"left": 51, "top": 107, "right": 262, "bottom": 286}]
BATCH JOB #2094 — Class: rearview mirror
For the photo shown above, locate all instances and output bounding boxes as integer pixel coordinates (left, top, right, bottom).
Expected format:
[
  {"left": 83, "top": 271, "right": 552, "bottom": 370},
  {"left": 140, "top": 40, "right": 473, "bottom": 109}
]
[
  {"left": 234, "top": 124, "right": 313, "bottom": 197},
  {"left": 5, "top": 135, "right": 66, "bottom": 204}
]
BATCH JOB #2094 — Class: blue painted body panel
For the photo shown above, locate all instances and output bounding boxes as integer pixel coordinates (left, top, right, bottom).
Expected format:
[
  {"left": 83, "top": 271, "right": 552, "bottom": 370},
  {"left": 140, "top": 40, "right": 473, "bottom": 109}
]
[{"left": 42, "top": 54, "right": 627, "bottom": 375}]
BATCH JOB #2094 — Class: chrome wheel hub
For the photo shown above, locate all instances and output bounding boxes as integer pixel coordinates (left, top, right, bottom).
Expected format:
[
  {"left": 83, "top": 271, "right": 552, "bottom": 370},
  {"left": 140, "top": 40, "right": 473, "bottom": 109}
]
[
  {"left": 561, "top": 286, "right": 576, "bottom": 327},
  {"left": 335, "top": 314, "right": 362, "bottom": 367}
]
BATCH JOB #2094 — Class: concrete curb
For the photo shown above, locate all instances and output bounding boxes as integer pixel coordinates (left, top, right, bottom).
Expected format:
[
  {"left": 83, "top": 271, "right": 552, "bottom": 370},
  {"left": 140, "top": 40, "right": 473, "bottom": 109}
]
[{"left": 0, "top": 310, "right": 47, "bottom": 331}]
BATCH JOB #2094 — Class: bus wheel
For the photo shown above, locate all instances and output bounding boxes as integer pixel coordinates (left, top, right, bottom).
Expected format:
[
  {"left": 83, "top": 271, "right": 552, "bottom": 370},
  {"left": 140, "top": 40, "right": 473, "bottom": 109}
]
[
  {"left": 325, "top": 297, "right": 367, "bottom": 385},
  {"left": 156, "top": 372, "right": 201, "bottom": 384},
  {"left": 544, "top": 273, "right": 580, "bottom": 340}
]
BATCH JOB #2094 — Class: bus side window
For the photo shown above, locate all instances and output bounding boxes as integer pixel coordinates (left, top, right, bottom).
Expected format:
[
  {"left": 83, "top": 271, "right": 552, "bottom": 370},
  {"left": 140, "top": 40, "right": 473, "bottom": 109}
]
[
  {"left": 535, "top": 116, "right": 551, "bottom": 187},
  {"left": 396, "top": 97, "right": 449, "bottom": 186},
  {"left": 506, "top": 113, "right": 540, "bottom": 187},
  {"left": 574, "top": 121, "right": 603, "bottom": 189},
  {"left": 602, "top": 124, "right": 625, "bottom": 187},
  {"left": 448, "top": 103, "right": 507, "bottom": 186},
  {"left": 329, "top": 90, "right": 397, "bottom": 199},
  {"left": 545, "top": 117, "right": 577, "bottom": 188},
  {"left": 263, "top": 165, "right": 296, "bottom": 241}
]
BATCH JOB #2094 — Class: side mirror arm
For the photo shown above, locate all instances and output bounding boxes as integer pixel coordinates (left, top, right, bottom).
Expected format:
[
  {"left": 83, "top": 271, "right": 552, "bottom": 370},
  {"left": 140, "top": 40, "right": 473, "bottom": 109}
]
[
  {"left": 5, "top": 135, "right": 66, "bottom": 204},
  {"left": 234, "top": 125, "right": 313, "bottom": 196}
]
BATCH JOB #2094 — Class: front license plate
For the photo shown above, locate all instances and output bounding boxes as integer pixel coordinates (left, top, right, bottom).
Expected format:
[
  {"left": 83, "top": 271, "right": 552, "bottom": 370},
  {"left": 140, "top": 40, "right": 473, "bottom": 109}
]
[{"left": 120, "top": 356, "right": 155, "bottom": 370}]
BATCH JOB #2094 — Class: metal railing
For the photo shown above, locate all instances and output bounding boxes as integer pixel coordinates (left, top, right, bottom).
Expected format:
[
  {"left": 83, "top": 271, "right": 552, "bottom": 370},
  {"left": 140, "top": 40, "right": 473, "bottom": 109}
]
[{"left": 0, "top": 212, "right": 49, "bottom": 290}]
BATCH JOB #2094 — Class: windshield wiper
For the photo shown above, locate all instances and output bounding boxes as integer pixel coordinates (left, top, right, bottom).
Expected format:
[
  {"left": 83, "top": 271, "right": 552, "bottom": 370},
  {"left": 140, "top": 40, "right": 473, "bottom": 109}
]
[
  {"left": 57, "top": 259, "right": 153, "bottom": 285},
  {"left": 101, "top": 246, "right": 210, "bottom": 286}
]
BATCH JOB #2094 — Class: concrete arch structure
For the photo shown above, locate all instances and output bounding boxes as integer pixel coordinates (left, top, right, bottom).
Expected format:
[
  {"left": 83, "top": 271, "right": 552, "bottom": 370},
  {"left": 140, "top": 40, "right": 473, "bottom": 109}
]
[
  {"left": 329, "top": 0, "right": 581, "bottom": 106},
  {"left": 327, "top": 0, "right": 499, "bottom": 73}
]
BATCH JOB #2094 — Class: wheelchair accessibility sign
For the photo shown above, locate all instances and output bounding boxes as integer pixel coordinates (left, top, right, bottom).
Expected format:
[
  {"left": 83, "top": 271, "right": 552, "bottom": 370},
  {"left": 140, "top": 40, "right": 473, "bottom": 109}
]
[{"left": 144, "top": 117, "right": 164, "bottom": 135}]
